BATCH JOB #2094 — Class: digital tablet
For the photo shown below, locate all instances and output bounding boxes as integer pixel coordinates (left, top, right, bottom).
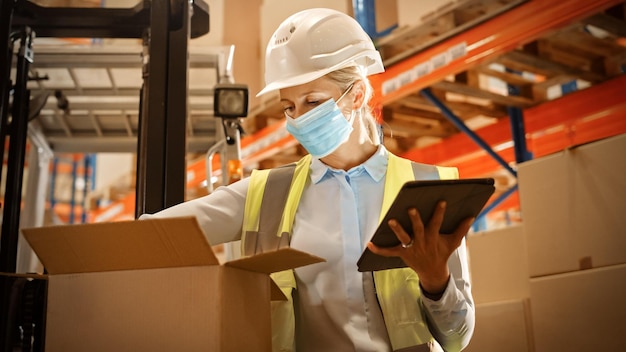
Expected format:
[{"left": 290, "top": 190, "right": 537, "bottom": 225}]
[{"left": 357, "top": 178, "right": 495, "bottom": 272}]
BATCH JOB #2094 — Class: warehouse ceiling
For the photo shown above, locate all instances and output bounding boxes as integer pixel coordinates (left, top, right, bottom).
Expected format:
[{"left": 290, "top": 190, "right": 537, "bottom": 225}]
[
  {"left": 20, "top": 44, "right": 226, "bottom": 153},
  {"left": 12, "top": 0, "right": 626, "bottom": 168}
]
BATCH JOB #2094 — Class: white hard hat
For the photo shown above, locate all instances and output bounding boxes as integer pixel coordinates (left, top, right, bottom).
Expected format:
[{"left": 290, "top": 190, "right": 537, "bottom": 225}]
[{"left": 257, "top": 8, "right": 385, "bottom": 96}]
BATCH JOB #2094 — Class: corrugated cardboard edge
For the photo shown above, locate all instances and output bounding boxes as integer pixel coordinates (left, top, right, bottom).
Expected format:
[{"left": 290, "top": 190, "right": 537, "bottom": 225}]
[
  {"left": 225, "top": 248, "right": 325, "bottom": 274},
  {"left": 0, "top": 272, "right": 47, "bottom": 280},
  {"left": 21, "top": 216, "right": 219, "bottom": 274}
]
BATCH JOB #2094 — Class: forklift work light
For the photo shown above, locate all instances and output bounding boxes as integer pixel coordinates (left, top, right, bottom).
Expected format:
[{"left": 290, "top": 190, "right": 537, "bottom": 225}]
[{"left": 213, "top": 83, "right": 249, "bottom": 118}]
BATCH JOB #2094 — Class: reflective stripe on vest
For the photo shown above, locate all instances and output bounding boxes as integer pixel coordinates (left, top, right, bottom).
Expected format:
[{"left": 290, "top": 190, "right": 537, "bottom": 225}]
[
  {"left": 241, "top": 152, "right": 458, "bottom": 352},
  {"left": 242, "top": 155, "right": 312, "bottom": 257}
]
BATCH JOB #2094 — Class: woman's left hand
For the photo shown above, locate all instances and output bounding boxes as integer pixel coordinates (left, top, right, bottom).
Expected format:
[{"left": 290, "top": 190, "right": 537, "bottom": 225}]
[{"left": 366, "top": 200, "right": 474, "bottom": 295}]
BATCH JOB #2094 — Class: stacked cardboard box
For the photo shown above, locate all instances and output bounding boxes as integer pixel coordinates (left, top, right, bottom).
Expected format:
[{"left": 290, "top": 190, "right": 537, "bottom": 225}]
[
  {"left": 466, "top": 134, "right": 626, "bottom": 351},
  {"left": 465, "top": 225, "right": 533, "bottom": 351},
  {"left": 518, "top": 134, "right": 626, "bottom": 351}
]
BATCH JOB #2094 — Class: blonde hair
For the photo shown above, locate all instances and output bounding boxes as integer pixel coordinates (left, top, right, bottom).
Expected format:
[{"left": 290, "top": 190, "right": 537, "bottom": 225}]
[{"left": 325, "top": 66, "right": 381, "bottom": 145}]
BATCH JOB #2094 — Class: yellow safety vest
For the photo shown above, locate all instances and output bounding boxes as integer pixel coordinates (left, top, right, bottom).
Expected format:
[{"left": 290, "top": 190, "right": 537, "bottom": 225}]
[{"left": 241, "top": 153, "right": 458, "bottom": 352}]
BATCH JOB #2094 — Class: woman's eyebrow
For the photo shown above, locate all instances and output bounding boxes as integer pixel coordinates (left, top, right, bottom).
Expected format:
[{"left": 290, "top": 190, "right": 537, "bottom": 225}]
[{"left": 281, "top": 91, "right": 328, "bottom": 102}]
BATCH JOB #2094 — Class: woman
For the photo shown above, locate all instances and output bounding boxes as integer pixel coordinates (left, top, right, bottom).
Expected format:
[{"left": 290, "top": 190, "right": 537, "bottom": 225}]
[{"left": 142, "top": 8, "right": 474, "bottom": 352}]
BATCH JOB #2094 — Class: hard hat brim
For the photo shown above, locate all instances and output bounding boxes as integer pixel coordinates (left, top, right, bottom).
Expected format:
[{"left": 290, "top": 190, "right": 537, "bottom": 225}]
[{"left": 256, "top": 53, "right": 385, "bottom": 97}]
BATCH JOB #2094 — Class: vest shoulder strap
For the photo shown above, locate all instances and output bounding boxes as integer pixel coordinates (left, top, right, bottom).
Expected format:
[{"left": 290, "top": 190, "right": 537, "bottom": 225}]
[{"left": 241, "top": 155, "right": 311, "bottom": 256}]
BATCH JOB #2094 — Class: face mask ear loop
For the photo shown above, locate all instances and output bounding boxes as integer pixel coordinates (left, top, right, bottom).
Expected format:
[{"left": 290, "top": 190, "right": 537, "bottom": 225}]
[
  {"left": 346, "top": 108, "right": 360, "bottom": 127},
  {"left": 336, "top": 82, "right": 355, "bottom": 104},
  {"left": 336, "top": 82, "right": 357, "bottom": 127}
]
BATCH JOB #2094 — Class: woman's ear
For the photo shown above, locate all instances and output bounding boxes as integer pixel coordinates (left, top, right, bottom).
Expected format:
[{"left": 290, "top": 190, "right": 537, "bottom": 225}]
[{"left": 351, "top": 80, "right": 366, "bottom": 110}]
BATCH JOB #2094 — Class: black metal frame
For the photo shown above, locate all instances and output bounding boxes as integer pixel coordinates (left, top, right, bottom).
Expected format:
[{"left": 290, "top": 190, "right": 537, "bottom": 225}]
[
  {"left": 0, "top": 26, "right": 32, "bottom": 274},
  {"left": 135, "top": 0, "right": 191, "bottom": 215},
  {"left": 11, "top": 0, "right": 209, "bottom": 39},
  {"left": 0, "top": 0, "right": 209, "bottom": 348},
  {"left": 0, "top": 24, "right": 37, "bottom": 352}
]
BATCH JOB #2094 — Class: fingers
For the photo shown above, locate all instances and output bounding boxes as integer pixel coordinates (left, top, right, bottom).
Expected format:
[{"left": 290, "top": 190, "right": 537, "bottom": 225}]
[
  {"left": 379, "top": 204, "right": 432, "bottom": 254},
  {"left": 368, "top": 216, "right": 415, "bottom": 258},
  {"left": 458, "top": 216, "right": 475, "bottom": 234},
  {"left": 450, "top": 216, "right": 475, "bottom": 247},
  {"left": 426, "top": 200, "right": 446, "bottom": 235},
  {"left": 388, "top": 218, "right": 413, "bottom": 247},
  {"left": 370, "top": 203, "right": 474, "bottom": 260},
  {"left": 367, "top": 241, "right": 401, "bottom": 257}
]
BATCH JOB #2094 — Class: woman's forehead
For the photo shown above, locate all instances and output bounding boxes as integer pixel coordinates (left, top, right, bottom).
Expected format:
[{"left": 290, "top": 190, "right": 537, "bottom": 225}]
[{"left": 279, "top": 77, "right": 340, "bottom": 100}]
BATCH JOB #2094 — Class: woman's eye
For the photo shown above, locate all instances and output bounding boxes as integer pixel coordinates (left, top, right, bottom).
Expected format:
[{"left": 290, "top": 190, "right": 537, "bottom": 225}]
[
  {"left": 307, "top": 100, "right": 320, "bottom": 106},
  {"left": 283, "top": 106, "right": 294, "bottom": 114}
]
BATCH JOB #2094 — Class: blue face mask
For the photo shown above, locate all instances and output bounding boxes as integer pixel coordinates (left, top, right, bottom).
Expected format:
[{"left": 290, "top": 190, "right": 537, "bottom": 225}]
[{"left": 285, "top": 89, "right": 354, "bottom": 159}]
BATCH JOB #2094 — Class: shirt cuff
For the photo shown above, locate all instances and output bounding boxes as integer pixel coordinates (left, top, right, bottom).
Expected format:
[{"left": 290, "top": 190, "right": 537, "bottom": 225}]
[{"left": 420, "top": 275, "right": 454, "bottom": 303}]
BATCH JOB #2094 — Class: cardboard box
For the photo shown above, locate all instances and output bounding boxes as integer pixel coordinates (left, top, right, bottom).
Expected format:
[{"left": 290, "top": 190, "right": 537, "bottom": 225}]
[
  {"left": 464, "top": 299, "right": 532, "bottom": 352},
  {"left": 467, "top": 225, "right": 530, "bottom": 304},
  {"left": 22, "top": 217, "right": 324, "bottom": 352},
  {"left": 518, "top": 134, "right": 626, "bottom": 277},
  {"left": 529, "top": 264, "right": 626, "bottom": 352}
]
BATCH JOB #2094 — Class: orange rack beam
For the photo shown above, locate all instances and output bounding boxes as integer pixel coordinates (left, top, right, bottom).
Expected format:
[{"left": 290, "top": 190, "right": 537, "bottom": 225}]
[
  {"left": 369, "top": 0, "right": 623, "bottom": 106},
  {"left": 402, "top": 74, "right": 626, "bottom": 167}
]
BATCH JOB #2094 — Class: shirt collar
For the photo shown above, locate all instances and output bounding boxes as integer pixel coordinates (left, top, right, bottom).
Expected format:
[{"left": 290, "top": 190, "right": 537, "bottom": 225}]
[{"left": 310, "top": 145, "right": 388, "bottom": 184}]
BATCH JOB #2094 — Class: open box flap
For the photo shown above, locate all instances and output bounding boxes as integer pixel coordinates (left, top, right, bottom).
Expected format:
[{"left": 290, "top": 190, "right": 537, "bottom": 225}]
[
  {"left": 270, "top": 280, "right": 287, "bottom": 301},
  {"left": 22, "top": 217, "right": 219, "bottom": 274},
  {"left": 226, "top": 248, "right": 325, "bottom": 301},
  {"left": 225, "top": 247, "right": 325, "bottom": 274}
]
